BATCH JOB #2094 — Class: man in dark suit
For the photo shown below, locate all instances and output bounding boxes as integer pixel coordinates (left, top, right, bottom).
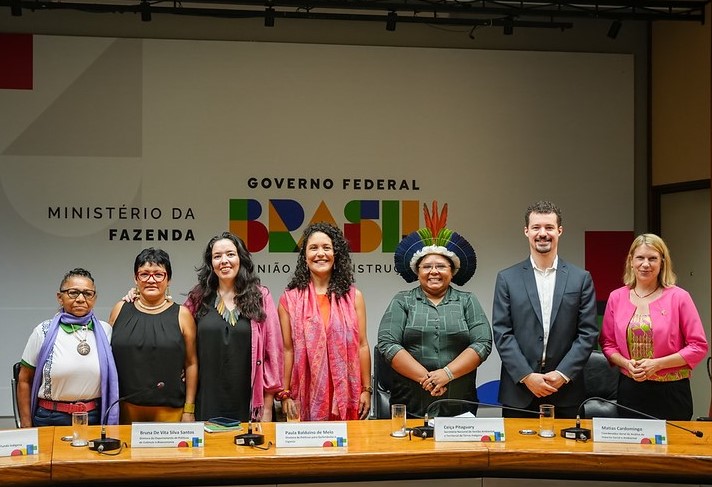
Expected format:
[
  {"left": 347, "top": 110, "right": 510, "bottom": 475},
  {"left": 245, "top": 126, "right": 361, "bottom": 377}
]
[{"left": 492, "top": 201, "right": 598, "bottom": 418}]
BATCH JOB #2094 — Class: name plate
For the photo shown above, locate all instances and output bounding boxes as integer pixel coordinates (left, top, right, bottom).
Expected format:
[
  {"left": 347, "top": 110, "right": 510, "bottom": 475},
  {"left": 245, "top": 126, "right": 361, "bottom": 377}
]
[
  {"left": 593, "top": 417, "right": 667, "bottom": 444},
  {"left": 131, "top": 422, "right": 204, "bottom": 448},
  {"left": 434, "top": 417, "right": 506, "bottom": 442},
  {"left": 275, "top": 422, "right": 348, "bottom": 447},
  {"left": 0, "top": 428, "right": 39, "bottom": 457}
]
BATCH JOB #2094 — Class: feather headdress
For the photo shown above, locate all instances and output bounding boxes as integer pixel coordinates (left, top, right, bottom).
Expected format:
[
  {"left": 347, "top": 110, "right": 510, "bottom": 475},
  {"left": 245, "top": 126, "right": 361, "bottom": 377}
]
[{"left": 393, "top": 201, "right": 477, "bottom": 286}]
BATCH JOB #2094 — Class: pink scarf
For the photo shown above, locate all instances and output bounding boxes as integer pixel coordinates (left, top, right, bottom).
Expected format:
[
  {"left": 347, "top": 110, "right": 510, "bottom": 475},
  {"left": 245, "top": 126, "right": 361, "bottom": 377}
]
[{"left": 281, "top": 283, "right": 361, "bottom": 421}]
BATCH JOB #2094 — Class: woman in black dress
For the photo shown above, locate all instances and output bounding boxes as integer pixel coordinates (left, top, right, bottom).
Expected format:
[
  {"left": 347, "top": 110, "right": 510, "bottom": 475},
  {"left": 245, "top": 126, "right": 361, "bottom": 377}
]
[
  {"left": 184, "top": 232, "right": 283, "bottom": 422},
  {"left": 109, "top": 248, "right": 198, "bottom": 423}
]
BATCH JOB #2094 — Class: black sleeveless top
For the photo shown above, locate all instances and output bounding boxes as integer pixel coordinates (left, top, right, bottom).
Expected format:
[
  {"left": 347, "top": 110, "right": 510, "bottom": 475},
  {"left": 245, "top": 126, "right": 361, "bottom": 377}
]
[
  {"left": 195, "top": 307, "right": 252, "bottom": 421},
  {"left": 111, "top": 302, "right": 185, "bottom": 408}
]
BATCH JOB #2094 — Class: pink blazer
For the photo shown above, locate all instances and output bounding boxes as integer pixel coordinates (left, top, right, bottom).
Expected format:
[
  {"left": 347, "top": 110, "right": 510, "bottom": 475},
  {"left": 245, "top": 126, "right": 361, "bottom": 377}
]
[
  {"left": 600, "top": 285, "right": 708, "bottom": 375},
  {"left": 249, "top": 286, "right": 284, "bottom": 413}
]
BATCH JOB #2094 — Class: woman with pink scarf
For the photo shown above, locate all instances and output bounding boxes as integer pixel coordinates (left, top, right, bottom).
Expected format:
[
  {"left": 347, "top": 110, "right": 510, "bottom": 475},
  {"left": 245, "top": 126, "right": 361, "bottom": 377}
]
[{"left": 278, "top": 223, "right": 371, "bottom": 421}]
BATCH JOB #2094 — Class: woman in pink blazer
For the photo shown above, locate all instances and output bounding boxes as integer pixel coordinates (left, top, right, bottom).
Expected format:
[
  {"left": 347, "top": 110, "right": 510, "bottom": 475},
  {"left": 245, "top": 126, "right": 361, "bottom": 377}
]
[{"left": 600, "top": 233, "right": 708, "bottom": 420}]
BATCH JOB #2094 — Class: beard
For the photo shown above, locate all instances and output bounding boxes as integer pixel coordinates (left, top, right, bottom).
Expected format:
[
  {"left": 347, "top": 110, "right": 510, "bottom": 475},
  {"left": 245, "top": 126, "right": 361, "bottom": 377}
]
[{"left": 535, "top": 239, "right": 552, "bottom": 253}]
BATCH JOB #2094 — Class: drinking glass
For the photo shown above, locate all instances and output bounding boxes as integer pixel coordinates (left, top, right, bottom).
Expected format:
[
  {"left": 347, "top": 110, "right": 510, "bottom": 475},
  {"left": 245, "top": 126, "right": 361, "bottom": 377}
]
[
  {"left": 539, "top": 404, "right": 555, "bottom": 438},
  {"left": 391, "top": 404, "right": 407, "bottom": 437},
  {"left": 71, "top": 411, "right": 89, "bottom": 447}
]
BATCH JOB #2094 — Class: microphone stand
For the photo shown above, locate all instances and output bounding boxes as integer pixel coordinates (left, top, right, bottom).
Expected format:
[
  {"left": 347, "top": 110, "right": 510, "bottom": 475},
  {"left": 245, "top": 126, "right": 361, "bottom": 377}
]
[
  {"left": 411, "top": 399, "right": 538, "bottom": 439},
  {"left": 234, "top": 420, "right": 266, "bottom": 446},
  {"left": 566, "top": 396, "right": 704, "bottom": 440},
  {"left": 234, "top": 396, "right": 265, "bottom": 447},
  {"left": 560, "top": 415, "right": 591, "bottom": 441},
  {"left": 89, "top": 381, "right": 165, "bottom": 452}
]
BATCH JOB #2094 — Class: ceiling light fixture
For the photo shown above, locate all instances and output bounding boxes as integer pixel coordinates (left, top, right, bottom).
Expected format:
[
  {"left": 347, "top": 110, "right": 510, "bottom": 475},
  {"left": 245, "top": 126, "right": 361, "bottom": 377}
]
[
  {"left": 264, "top": 6, "right": 275, "bottom": 27},
  {"left": 386, "top": 11, "right": 397, "bottom": 31},
  {"left": 140, "top": 0, "right": 151, "bottom": 22},
  {"left": 503, "top": 17, "right": 514, "bottom": 35},
  {"left": 607, "top": 20, "right": 622, "bottom": 39},
  {"left": 10, "top": 0, "right": 22, "bottom": 16}
]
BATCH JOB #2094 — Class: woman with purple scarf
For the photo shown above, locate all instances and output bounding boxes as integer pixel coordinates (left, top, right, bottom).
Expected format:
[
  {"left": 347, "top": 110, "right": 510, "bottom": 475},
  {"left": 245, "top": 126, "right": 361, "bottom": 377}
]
[{"left": 17, "top": 268, "right": 119, "bottom": 427}]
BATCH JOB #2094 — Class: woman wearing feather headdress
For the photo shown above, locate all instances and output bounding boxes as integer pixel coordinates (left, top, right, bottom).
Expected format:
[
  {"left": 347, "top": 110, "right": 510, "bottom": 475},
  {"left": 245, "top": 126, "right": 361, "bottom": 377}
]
[{"left": 377, "top": 202, "right": 492, "bottom": 418}]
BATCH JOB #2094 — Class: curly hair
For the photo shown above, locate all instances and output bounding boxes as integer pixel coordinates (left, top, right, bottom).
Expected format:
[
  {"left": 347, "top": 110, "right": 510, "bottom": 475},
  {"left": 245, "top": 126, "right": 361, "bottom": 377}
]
[
  {"left": 525, "top": 200, "right": 562, "bottom": 227},
  {"left": 186, "top": 232, "right": 266, "bottom": 322},
  {"left": 286, "top": 222, "right": 354, "bottom": 298}
]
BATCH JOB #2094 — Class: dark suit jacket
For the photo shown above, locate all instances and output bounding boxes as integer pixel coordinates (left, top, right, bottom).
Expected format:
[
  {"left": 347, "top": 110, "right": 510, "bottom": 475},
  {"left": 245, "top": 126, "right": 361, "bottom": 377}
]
[{"left": 492, "top": 257, "right": 598, "bottom": 408}]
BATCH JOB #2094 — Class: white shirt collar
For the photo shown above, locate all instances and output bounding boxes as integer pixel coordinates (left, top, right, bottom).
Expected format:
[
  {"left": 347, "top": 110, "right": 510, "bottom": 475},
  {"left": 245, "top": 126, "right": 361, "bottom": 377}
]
[{"left": 530, "top": 254, "right": 559, "bottom": 273}]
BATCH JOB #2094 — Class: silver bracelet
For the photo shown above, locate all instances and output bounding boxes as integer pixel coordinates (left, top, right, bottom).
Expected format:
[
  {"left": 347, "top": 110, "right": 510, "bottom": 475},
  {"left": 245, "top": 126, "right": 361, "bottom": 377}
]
[{"left": 443, "top": 366, "right": 454, "bottom": 381}]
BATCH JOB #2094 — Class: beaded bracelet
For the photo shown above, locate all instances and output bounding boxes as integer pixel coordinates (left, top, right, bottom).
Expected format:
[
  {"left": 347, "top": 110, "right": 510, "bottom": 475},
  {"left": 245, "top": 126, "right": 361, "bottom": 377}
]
[{"left": 275, "top": 389, "right": 292, "bottom": 401}]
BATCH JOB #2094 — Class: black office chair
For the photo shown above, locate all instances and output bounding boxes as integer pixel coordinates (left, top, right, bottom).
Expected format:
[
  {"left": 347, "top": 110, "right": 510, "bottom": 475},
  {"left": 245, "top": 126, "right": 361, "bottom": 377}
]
[
  {"left": 698, "top": 357, "right": 712, "bottom": 421},
  {"left": 11, "top": 361, "right": 21, "bottom": 428},
  {"left": 372, "top": 346, "right": 393, "bottom": 419},
  {"left": 581, "top": 350, "right": 620, "bottom": 418}
]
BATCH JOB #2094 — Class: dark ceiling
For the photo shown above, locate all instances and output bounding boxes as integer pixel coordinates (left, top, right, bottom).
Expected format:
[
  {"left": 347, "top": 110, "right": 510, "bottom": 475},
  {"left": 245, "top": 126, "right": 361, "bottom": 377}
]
[{"left": 1, "top": 0, "right": 708, "bottom": 30}]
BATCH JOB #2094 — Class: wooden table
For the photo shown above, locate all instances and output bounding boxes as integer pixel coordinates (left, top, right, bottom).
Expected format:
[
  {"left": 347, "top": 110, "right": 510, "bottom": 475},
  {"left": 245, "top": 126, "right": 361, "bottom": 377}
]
[
  {"left": 2, "top": 418, "right": 711, "bottom": 486},
  {"left": 491, "top": 418, "right": 712, "bottom": 483},
  {"left": 0, "top": 426, "right": 53, "bottom": 486},
  {"left": 50, "top": 419, "right": 489, "bottom": 485}
]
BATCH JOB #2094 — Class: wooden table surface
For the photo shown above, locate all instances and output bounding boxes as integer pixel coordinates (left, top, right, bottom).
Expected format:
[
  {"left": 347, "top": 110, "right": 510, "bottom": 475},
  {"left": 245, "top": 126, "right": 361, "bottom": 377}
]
[
  {"left": 493, "top": 418, "right": 712, "bottom": 482},
  {"left": 0, "top": 426, "right": 53, "bottom": 486},
  {"left": 50, "top": 419, "right": 489, "bottom": 484},
  {"left": 2, "top": 418, "right": 711, "bottom": 485}
]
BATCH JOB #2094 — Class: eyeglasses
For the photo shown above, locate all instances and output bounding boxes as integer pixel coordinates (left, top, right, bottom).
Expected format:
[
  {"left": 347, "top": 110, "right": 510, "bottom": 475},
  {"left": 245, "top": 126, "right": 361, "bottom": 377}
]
[
  {"left": 419, "top": 264, "right": 451, "bottom": 272},
  {"left": 60, "top": 289, "right": 97, "bottom": 299},
  {"left": 136, "top": 272, "right": 167, "bottom": 282}
]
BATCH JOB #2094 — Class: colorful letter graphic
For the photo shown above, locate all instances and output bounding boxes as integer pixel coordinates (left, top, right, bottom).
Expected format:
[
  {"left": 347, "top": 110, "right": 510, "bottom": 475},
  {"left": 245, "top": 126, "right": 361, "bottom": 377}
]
[{"left": 229, "top": 199, "right": 420, "bottom": 253}]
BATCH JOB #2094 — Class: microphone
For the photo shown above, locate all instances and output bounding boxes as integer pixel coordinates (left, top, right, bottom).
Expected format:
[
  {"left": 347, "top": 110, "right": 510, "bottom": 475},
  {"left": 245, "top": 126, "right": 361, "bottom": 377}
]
[
  {"left": 408, "top": 399, "right": 539, "bottom": 439},
  {"left": 568, "top": 397, "right": 704, "bottom": 440},
  {"left": 89, "top": 381, "right": 165, "bottom": 452},
  {"left": 234, "top": 388, "right": 266, "bottom": 448},
  {"left": 560, "top": 415, "right": 591, "bottom": 441},
  {"left": 234, "top": 420, "right": 265, "bottom": 447}
]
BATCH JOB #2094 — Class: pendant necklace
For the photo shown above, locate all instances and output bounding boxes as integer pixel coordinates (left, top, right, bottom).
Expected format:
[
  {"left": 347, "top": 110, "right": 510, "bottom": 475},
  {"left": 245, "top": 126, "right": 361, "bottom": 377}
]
[
  {"left": 215, "top": 294, "right": 239, "bottom": 326},
  {"left": 72, "top": 325, "right": 91, "bottom": 356},
  {"left": 633, "top": 286, "right": 659, "bottom": 299},
  {"left": 136, "top": 299, "right": 168, "bottom": 311}
]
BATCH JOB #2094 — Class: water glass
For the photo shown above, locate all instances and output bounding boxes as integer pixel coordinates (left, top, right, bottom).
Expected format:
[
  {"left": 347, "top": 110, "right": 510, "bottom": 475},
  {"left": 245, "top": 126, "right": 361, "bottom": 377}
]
[
  {"left": 71, "top": 411, "right": 89, "bottom": 447},
  {"left": 391, "top": 404, "right": 407, "bottom": 437},
  {"left": 539, "top": 404, "right": 555, "bottom": 438}
]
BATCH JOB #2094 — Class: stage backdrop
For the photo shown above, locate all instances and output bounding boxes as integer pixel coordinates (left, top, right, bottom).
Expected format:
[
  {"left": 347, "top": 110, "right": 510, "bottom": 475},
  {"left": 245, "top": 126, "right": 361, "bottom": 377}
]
[{"left": 0, "top": 35, "right": 634, "bottom": 415}]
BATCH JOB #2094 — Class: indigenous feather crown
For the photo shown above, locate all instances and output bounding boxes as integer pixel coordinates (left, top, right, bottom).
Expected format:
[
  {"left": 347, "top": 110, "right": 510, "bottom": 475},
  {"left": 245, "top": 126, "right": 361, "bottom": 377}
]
[{"left": 393, "top": 201, "right": 477, "bottom": 286}]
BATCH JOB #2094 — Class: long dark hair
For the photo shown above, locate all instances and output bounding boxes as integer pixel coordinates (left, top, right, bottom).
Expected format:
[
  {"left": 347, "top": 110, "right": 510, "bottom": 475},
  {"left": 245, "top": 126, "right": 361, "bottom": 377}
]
[
  {"left": 286, "top": 222, "right": 354, "bottom": 298},
  {"left": 187, "top": 232, "right": 266, "bottom": 322}
]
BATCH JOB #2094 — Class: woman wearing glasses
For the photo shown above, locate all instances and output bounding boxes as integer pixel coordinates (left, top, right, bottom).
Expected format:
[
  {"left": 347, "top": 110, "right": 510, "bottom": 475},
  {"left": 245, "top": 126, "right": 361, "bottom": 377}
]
[
  {"left": 17, "top": 268, "right": 119, "bottom": 427},
  {"left": 109, "top": 248, "right": 198, "bottom": 423},
  {"left": 377, "top": 203, "right": 492, "bottom": 418}
]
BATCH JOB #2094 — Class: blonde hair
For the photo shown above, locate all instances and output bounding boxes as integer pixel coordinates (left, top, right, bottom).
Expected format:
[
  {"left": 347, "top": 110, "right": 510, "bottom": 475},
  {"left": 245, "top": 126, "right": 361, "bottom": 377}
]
[{"left": 623, "top": 233, "right": 677, "bottom": 288}]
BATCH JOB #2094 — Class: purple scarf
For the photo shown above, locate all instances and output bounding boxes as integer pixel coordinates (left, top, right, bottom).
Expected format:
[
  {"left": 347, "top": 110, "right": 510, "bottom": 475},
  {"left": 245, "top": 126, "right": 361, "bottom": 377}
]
[{"left": 30, "top": 311, "right": 120, "bottom": 425}]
